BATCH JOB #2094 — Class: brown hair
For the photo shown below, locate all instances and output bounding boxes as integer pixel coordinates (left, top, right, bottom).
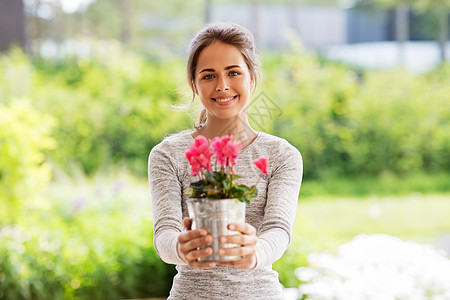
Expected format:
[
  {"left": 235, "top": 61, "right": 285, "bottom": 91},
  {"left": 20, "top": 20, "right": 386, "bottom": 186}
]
[{"left": 186, "top": 22, "right": 261, "bottom": 129}]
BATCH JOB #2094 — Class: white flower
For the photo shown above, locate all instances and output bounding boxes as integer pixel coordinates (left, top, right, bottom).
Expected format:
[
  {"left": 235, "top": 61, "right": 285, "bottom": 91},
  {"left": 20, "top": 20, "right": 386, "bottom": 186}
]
[{"left": 296, "top": 234, "right": 450, "bottom": 300}]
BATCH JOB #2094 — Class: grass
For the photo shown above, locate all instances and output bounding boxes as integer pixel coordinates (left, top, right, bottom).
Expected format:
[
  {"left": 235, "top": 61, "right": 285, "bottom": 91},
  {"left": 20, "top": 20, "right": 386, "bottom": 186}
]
[
  {"left": 275, "top": 193, "right": 450, "bottom": 287},
  {"left": 300, "top": 172, "right": 450, "bottom": 198}
]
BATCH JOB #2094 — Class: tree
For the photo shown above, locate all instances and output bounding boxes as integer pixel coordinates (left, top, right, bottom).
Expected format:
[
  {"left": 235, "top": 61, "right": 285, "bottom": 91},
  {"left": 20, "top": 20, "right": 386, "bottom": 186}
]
[
  {"left": 81, "top": 0, "right": 204, "bottom": 55},
  {"left": 395, "top": 1, "right": 409, "bottom": 66},
  {"left": 119, "top": 0, "right": 131, "bottom": 44},
  {"left": 251, "top": 0, "right": 260, "bottom": 44},
  {"left": 205, "top": 0, "right": 212, "bottom": 23},
  {"left": 414, "top": 0, "right": 450, "bottom": 63},
  {"left": 375, "top": 0, "right": 450, "bottom": 64},
  {"left": 0, "top": 0, "right": 25, "bottom": 52}
]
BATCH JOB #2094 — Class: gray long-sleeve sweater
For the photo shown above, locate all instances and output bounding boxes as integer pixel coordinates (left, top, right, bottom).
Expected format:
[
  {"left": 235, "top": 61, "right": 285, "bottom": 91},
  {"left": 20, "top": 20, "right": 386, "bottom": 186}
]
[{"left": 148, "top": 130, "right": 302, "bottom": 299}]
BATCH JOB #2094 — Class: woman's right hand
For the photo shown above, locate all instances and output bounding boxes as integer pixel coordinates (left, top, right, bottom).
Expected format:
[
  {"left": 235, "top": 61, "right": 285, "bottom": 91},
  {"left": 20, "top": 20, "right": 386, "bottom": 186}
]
[{"left": 178, "top": 218, "right": 217, "bottom": 268}]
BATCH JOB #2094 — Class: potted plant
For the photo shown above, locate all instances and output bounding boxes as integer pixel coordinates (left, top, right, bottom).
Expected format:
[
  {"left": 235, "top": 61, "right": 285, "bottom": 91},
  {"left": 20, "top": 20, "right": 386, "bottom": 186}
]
[{"left": 185, "top": 135, "right": 268, "bottom": 262}]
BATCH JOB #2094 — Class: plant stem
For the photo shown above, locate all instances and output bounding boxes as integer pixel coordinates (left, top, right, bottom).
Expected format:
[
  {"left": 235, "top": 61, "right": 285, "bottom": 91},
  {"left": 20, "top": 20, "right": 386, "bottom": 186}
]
[{"left": 254, "top": 174, "right": 262, "bottom": 186}]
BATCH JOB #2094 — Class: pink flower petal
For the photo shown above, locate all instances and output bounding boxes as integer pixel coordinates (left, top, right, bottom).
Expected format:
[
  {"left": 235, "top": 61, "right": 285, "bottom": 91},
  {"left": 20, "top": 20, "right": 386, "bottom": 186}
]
[{"left": 254, "top": 157, "right": 269, "bottom": 174}]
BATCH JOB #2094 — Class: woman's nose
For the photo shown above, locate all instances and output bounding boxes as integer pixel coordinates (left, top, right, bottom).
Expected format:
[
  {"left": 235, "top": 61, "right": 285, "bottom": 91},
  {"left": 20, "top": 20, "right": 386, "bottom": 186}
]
[{"left": 216, "top": 76, "right": 229, "bottom": 91}]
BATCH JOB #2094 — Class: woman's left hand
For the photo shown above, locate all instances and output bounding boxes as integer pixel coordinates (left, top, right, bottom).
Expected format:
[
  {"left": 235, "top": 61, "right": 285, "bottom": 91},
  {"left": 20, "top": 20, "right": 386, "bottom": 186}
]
[{"left": 216, "top": 223, "right": 257, "bottom": 269}]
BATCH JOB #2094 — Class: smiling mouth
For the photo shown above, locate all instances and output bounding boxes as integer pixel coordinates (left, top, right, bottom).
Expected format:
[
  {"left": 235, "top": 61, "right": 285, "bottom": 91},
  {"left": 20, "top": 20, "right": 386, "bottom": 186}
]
[{"left": 212, "top": 95, "right": 237, "bottom": 103}]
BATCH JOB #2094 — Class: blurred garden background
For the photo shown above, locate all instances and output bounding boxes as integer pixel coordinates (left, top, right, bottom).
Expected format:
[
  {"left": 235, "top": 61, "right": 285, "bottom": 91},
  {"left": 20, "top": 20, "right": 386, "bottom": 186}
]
[{"left": 0, "top": 0, "right": 449, "bottom": 299}]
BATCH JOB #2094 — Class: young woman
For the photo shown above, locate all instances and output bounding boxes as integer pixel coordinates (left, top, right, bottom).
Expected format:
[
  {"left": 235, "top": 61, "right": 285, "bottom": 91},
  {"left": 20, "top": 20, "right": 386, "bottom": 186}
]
[{"left": 149, "top": 23, "right": 302, "bottom": 299}]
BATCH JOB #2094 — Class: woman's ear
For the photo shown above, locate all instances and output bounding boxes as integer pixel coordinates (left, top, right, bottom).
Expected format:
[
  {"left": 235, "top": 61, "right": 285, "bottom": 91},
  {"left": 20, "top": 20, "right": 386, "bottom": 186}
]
[{"left": 250, "top": 76, "right": 255, "bottom": 93}]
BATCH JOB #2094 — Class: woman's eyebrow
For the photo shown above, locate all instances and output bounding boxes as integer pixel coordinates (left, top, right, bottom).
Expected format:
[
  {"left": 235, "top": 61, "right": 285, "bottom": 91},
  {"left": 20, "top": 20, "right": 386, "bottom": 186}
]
[
  {"left": 198, "top": 65, "right": 242, "bottom": 74},
  {"left": 225, "top": 65, "right": 242, "bottom": 70},
  {"left": 198, "top": 68, "right": 215, "bottom": 74}
]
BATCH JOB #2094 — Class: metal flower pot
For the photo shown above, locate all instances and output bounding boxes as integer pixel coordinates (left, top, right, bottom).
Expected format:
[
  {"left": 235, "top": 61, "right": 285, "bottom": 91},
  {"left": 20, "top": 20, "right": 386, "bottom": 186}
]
[{"left": 186, "top": 198, "right": 246, "bottom": 262}]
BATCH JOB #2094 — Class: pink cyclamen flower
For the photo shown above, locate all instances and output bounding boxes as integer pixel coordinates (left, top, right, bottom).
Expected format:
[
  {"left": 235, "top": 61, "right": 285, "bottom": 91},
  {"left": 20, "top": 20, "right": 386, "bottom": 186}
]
[
  {"left": 254, "top": 157, "right": 269, "bottom": 174},
  {"left": 185, "top": 136, "right": 213, "bottom": 176},
  {"left": 185, "top": 148, "right": 201, "bottom": 176},
  {"left": 192, "top": 135, "right": 210, "bottom": 153},
  {"left": 211, "top": 135, "right": 241, "bottom": 167},
  {"left": 223, "top": 140, "right": 241, "bottom": 167},
  {"left": 211, "top": 136, "right": 226, "bottom": 163}
]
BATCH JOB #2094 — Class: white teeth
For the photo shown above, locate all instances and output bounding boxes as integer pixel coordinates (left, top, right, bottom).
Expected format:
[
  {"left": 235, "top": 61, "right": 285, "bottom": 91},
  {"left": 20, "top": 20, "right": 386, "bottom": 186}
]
[{"left": 215, "top": 96, "right": 234, "bottom": 102}]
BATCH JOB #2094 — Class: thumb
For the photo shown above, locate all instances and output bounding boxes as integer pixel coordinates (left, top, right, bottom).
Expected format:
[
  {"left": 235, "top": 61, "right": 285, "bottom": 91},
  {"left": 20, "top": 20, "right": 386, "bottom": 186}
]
[{"left": 183, "top": 217, "right": 193, "bottom": 230}]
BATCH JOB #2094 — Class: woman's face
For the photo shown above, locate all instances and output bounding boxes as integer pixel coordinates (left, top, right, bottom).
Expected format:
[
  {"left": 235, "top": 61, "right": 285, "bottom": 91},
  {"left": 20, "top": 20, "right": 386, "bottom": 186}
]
[{"left": 194, "top": 41, "right": 254, "bottom": 122}]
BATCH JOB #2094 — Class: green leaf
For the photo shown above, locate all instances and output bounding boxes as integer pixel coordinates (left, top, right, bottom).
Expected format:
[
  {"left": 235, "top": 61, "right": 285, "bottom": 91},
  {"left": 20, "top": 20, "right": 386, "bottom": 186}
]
[
  {"left": 249, "top": 187, "right": 258, "bottom": 198},
  {"left": 237, "top": 195, "right": 251, "bottom": 204},
  {"left": 231, "top": 174, "right": 241, "bottom": 180},
  {"left": 205, "top": 171, "right": 215, "bottom": 183},
  {"left": 223, "top": 178, "right": 231, "bottom": 190},
  {"left": 214, "top": 171, "right": 227, "bottom": 183},
  {"left": 230, "top": 185, "right": 244, "bottom": 198}
]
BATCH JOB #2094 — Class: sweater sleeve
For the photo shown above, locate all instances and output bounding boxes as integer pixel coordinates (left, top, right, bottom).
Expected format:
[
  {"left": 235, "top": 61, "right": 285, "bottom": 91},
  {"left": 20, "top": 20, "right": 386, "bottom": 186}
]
[
  {"left": 148, "top": 142, "right": 187, "bottom": 266},
  {"left": 254, "top": 142, "right": 303, "bottom": 269}
]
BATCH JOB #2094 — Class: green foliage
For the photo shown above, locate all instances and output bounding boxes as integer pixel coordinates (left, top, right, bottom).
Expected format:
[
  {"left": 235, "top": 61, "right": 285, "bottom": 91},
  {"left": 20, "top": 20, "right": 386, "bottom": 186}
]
[
  {"left": 373, "top": 0, "right": 450, "bottom": 11},
  {"left": 0, "top": 99, "right": 55, "bottom": 221},
  {"left": 2, "top": 43, "right": 450, "bottom": 181},
  {"left": 0, "top": 44, "right": 190, "bottom": 176},
  {"left": 300, "top": 172, "right": 450, "bottom": 198},
  {"left": 260, "top": 40, "right": 450, "bottom": 179},
  {"left": 189, "top": 171, "right": 257, "bottom": 204},
  {"left": 0, "top": 173, "right": 176, "bottom": 299}
]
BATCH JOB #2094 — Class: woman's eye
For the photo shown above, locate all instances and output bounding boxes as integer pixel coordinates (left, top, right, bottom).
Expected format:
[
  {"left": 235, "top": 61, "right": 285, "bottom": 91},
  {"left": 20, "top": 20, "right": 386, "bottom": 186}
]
[
  {"left": 229, "top": 71, "right": 239, "bottom": 76},
  {"left": 203, "top": 74, "right": 214, "bottom": 80}
]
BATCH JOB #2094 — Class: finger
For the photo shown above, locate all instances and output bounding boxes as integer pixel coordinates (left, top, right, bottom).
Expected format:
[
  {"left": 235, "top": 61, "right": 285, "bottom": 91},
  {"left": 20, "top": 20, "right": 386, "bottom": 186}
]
[
  {"left": 228, "top": 223, "right": 256, "bottom": 235},
  {"left": 188, "top": 260, "right": 217, "bottom": 269},
  {"left": 183, "top": 218, "right": 193, "bottom": 230},
  {"left": 178, "top": 228, "right": 207, "bottom": 244},
  {"left": 218, "top": 245, "right": 255, "bottom": 258},
  {"left": 220, "top": 234, "right": 256, "bottom": 246},
  {"left": 185, "top": 245, "right": 214, "bottom": 261},
  {"left": 217, "top": 254, "right": 256, "bottom": 269},
  {"left": 179, "top": 233, "right": 213, "bottom": 254}
]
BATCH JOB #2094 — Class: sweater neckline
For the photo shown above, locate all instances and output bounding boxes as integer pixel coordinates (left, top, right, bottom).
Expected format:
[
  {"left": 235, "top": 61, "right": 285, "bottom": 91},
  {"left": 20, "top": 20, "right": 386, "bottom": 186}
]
[{"left": 188, "top": 131, "right": 262, "bottom": 153}]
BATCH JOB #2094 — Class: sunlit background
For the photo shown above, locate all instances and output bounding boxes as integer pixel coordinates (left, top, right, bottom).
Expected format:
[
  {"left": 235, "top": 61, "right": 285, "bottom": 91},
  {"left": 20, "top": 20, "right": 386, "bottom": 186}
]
[{"left": 0, "top": 0, "right": 449, "bottom": 299}]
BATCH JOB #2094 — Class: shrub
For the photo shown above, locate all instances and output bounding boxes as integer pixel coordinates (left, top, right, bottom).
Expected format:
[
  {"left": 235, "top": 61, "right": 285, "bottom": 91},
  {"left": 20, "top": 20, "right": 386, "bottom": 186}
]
[
  {"left": 260, "top": 42, "right": 450, "bottom": 178},
  {"left": 0, "top": 220, "right": 175, "bottom": 299},
  {"left": 0, "top": 173, "right": 176, "bottom": 299},
  {"left": 0, "top": 99, "right": 55, "bottom": 221},
  {"left": 0, "top": 45, "right": 190, "bottom": 177},
  {"left": 2, "top": 44, "right": 450, "bottom": 180},
  {"left": 31, "top": 44, "right": 191, "bottom": 176}
]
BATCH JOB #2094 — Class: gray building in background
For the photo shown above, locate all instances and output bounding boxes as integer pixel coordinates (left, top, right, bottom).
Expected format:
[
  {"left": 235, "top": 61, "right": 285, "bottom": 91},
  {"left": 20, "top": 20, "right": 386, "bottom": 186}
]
[
  {"left": 209, "top": 4, "right": 435, "bottom": 50},
  {"left": 210, "top": 4, "right": 348, "bottom": 49},
  {"left": 346, "top": 8, "right": 389, "bottom": 44}
]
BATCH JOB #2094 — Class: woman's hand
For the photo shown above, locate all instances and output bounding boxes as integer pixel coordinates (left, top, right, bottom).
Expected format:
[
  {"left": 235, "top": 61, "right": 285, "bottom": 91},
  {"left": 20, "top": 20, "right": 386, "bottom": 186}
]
[
  {"left": 217, "top": 223, "right": 257, "bottom": 269},
  {"left": 178, "top": 218, "right": 217, "bottom": 269}
]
